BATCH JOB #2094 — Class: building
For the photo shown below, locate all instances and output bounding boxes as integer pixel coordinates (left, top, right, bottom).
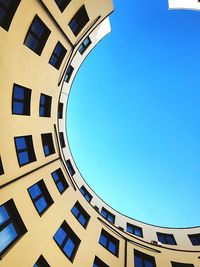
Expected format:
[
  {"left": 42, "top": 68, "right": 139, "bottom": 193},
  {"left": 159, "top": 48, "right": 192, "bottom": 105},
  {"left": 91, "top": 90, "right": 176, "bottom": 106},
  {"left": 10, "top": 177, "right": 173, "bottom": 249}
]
[{"left": 0, "top": 0, "right": 200, "bottom": 266}]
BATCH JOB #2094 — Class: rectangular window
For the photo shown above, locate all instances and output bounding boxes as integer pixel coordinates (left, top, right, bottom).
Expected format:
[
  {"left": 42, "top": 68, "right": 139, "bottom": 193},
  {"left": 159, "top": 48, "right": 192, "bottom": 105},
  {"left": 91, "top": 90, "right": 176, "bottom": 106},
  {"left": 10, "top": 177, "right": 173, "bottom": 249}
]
[
  {"left": 0, "top": 199, "right": 27, "bottom": 257},
  {"left": 53, "top": 221, "right": 81, "bottom": 262},
  {"left": 134, "top": 250, "right": 156, "bottom": 267},
  {"left": 41, "top": 133, "right": 55, "bottom": 157},
  {"left": 64, "top": 65, "right": 74, "bottom": 83},
  {"left": 0, "top": 0, "right": 21, "bottom": 31},
  {"left": 12, "top": 84, "right": 31, "bottom": 115},
  {"left": 58, "top": 102, "right": 63, "bottom": 119},
  {"left": 0, "top": 156, "right": 4, "bottom": 175},
  {"left": 66, "top": 159, "right": 75, "bottom": 176},
  {"left": 33, "top": 255, "right": 50, "bottom": 267},
  {"left": 14, "top": 135, "right": 36, "bottom": 166},
  {"left": 157, "top": 232, "right": 176, "bottom": 245},
  {"left": 188, "top": 233, "right": 200, "bottom": 246},
  {"left": 93, "top": 256, "right": 109, "bottom": 267},
  {"left": 127, "top": 223, "right": 143, "bottom": 237},
  {"left": 171, "top": 262, "right": 194, "bottom": 267},
  {"left": 24, "top": 15, "right": 50, "bottom": 55},
  {"left": 71, "top": 201, "right": 90, "bottom": 229},
  {"left": 59, "top": 132, "right": 65, "bottom": 148},
  {"left": 78, "top": 37, "right": 91, "bottom": 55},
  {"left": 54, "top": 0, "right": 71, "bottom": 12},
  {"left": 49, "top": 41, "right": 67, "bottom": 70},
  {"left": 51, "top": 168, "right": 68, "bottom": 194},
  {"left": 28, "top": 179, "right": 54, "bottom": 216},
  {"left": 80, "top": 185, "right": 92, "bottom": 202},
  {"left": 68, "top": 5, "right": 89, "bottom": 36},
  {"left": 39, "top": 93, "right": 52, "bottom": 117},
  {"left": 99, "top": 229, "right": 119, "bottom": 257},
  {"left": 101, "top": 208, "right": 115, "bottom": 224}
]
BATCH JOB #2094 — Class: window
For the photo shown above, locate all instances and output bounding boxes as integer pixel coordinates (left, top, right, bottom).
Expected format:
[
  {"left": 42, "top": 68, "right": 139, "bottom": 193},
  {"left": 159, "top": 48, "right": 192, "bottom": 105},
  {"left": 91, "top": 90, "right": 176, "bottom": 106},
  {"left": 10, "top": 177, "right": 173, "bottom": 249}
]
[
  {"left": 51, "top": 168, "right": 68, "bottom": 194},
  {"left": 14, "top": 135, "right": 36, "bottom": 166},
  {"left": 39, "top": 94, "right": 52, "bottom": 117},
  {"left": 58, "top": 102, "right": 63, "bottom": 119},
  {"left": 157, "top": 232, "right": 176, "bottom": 245},
  {"left": 0, "top": 156, "right": 4, "bottom": 175},
  {"left": 101, "top": 208, "right": 115, "bottom": 224},
  {"left": 0, "top": 199, "right": 27, "bottom": 257},
  {"left": 41, "top": 133, "right": 55, "bottom": 157},
  {"left": 54, "top": 0, "right": 71, "bottom": 12},
  {"left": 12, "top": 84, "right": 31, "bottom": 115},
  {"left": 188, "top": 233, "right": 200, "bottom": 246},
  {"left": 171, "top": 262, "right": 194, "bottom": 267},
  {"left": 59, "top": 132, "right": 65, "bottom": 148},
  {"left": 68, "top": 5, "right": 89, "bottom": 36},
  {"left": 80, "top": 186, "right": 92, "bottom": 202},
  {"left": 99, "top": 229, "right": 119, "bottom": 257},
  {"left": 33, "top": 255, "right": 50, "bottom": 267},
  {"left": 134, "top": 250, "right": 156, "bottom": 267},
  {"left": 49, "top": 41, "right": 67, "bottom": 69},
  {"left": 66, "top": 159, "right": 75, "bottom": 176},
  {"left": 127, "top": 223, "right": 143, "bottom": 237},
  {"left": 93, "top": 256, "right": 109, "bottom": 267},
  {"left": 0, "top": 0, "right": 21, "bottom": 31},
  {"left": 64, "top": 65, "right": 74, "bottom": 83},
  {"left": 28, "top": 179, "right": 53, "bottom": 215},
  {"left": 53, "top": 221, "right": 80, "bottom": 262},
  {"left": 78, "top": 37, "right": 91, "bottom": 55},
  {"left": 24, "top": 15, "right": 50, "bottom": 55},
  {"left": 71, "top": 202, "right": 90, "bottom": 228}
]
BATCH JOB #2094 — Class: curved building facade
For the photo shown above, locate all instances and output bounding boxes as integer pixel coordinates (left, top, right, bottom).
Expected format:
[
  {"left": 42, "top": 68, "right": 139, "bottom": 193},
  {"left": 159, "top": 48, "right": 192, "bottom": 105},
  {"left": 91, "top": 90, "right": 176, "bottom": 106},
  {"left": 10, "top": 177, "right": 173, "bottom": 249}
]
[{"left": 0, "top": 0, "right": 200, "bottom": 266}]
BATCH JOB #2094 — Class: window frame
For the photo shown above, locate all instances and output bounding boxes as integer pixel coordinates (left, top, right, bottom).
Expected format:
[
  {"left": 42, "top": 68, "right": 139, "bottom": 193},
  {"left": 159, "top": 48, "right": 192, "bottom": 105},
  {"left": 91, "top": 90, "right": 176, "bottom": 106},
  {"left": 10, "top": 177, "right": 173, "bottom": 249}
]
[
  {"left": 0, "top": 199, "right": 27, "bottom": 257},
  {"left": 51, "top": 168, "right": 69, "bottom": 194},
  {"left": 171, "top": 262, "right": 194, "bottom": 267},
  {"left": 80, "top": 185, "right": 92, "bottom": 203},
  {"left": 24, "top": 15, "right": 51, "bottom": 55},
  {"left": 33, "top": 255, "right": 50, "bottom": 267},
  {"left": 78, "top": 37, "right": 92, "bottom": 55},
  {"left": 0, "top": 0, "right": 21, "bottom": 31},
  {"left": 39, "top": 93, "right": 52, "bottom": 117},
  {"left": 99, "top": 229, "right": 119, "bottom": 257},
  {"left": 27, "top": 179, "right": 54, "bottom": 216},
  {"left": 54, "top": 0, "right": 71, "bottom": 12},
  {"left": 71, "top": 201, "right": 90, "bottom": 229},
  {"left": 157, "top": 232, "right": 177, "bottom": 245},
  {"left": 58, "top": 102, "right": 63, "bottom": 119},
  {"left": 66, "top": 159, "right": 75, "bottom": 176},
  {"left": 59, "top": 132, "right": 66, "bottom": 148},
  {"left": 127, "top": 223, "right": 143, "bottom": 237},
  {"left": 134, "top": 249, "right": 156, "bottom": 267},
  {"left": 64, "top": 65, "right": 74, "bottom": 83},
  {"left": 49, "top": 41, "right": 67, "bottom": 70},
  {"left": 0, "top": 156, "right": 4, "bottom": 175},
  {"left": 53, "top": 220, "right": 81, "bottom": 262},
  {"left": 101, "top": 207, "right": 115, "bottom": 224},
  {"left": 188, "top": 233, "right": 200, "bottom": 246},
  {"left": 41, "top": 133, "right": 55, "bottom": 157},
  {"left": 12, "top": 84, "right": 31, "bottom": 116},
  {"left": 68, "top": 5, "right": 89, "bottom": 36},
  {"left": 93, "top": 256, "right": 109, "bottom": 267}
]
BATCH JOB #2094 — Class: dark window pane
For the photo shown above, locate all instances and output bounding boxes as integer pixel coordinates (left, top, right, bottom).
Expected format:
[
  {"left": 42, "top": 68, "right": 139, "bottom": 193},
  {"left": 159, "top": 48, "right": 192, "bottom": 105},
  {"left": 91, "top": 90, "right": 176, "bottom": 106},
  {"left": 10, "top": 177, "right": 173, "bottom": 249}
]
[
  {"left": 58, "top": 102, "right": 63, "bottom": 119},
  {"left": 39, "top": 94, "right": 52, "bottom": 117},
  {"left": 134, "top": 250, "right": 156, "bottom": 267},
  {"left": 0, "top": 0, "right": 21, "bottom": 31},
  {"left": 0, "top": 157, "right": 4, "bottom": 175},
  {"left": 80, "top": 186, "right": 92, "bottom": 202},
  {"left": 51, "top": 168, "right": 68, "bottom": 194},
  {"left": 188, "top": 233, "right": 200, "bottom": 246},
  {"left": 66, "top": 159, "right": 75, "bottom": 176},
  {"left": 64, "top": 65, "right": 74, "bottom": 82},
  {"left": 71, "top": 202, "right": 90, "bottom": 228},
  {"left": 99, "top": 229, "right": 119, "bottom": 257},
  {"left": 41, "top": 133, "right": 55, "bottom": 156},
  {"left": 54, "top": 0, "right": 71, "bottom": 12},
  {"left": 78, "top": 37, "right": 91, "bottom": 54},
  {"left": 33, "top": 255, "right": 50, "bottom": 267},
  {"left": 49, "top": 41, "right": 67, "bottom": 69},
  {"left": 157, "top": 232, "right": 176, "bottom": 245},
  {"left": 69, "top": 5, "right": 89, "bottom": 36}
]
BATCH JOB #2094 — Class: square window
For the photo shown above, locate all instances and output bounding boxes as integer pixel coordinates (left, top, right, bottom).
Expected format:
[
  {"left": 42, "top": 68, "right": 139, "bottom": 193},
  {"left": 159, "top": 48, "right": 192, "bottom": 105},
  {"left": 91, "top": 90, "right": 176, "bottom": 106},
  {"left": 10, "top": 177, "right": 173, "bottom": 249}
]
[
  {"left": 53, "top": 221, "right": 80, "bottom": 262},
  {"left": 64, "top": 65, "right": 74, "bottom": 83},
  {"left": 80, "top": 186, "right": 92, "bottom": 202},
  {"left": 41, "top": 133, "right": 55, "bottom": 157},
  {"left": 24, "top": 15, "right": 50, "bottom": 55},
  {"left": 39, "top": 94, "right": 52, "bottom": 117},
  {"left": 0, "top": 199, "right": 27, "bottom": 257},
  {"left": 0, "top": 156, "right": 4, "bottom": 175},
  {"left": 68, "top": 5, "right": 89, "bottom": 36},
  {"left": 134, "top": 250, "right": 156, "bottom": 267},
  {"left": 188, "top": 233, "right": 200, "bottom": 246},
  {"left": 58, "top": 102, "right": 63, "bottom": 119},
  {"left": 93, "top": 256, "right": 109, "bottom": 267},
  {"left": 28, "top": 179, "right": 53, "bottom": 215},
  {"left": 99, "top": 229, "right": 119, "bottom": 257},
  {"left": 12, "top": 84, "right": 31, "bottom": 115},
  {"left": 71, "top": 201, "right": 90, "bottom": 228},
  {"left": 33, "top": 255, "right": 50, "bottom": 267},
  {"left": 157, "top": 232, "right": 176, "bottom": 245},
  {"left": 54, "top": 0, "right": 71, "bottom": 12},
  {"left": 0, "top": 0, "right": 21, "bottom": 31},
  {"left": 14, "top": 135, "right": 36, "bottom": 166},
  {"left": 78, "top": 37, "right": 91, "bottom": 55},
  {"left": 66, "top": 159, "right": 75, "bottom": 176},
  {"left": 49, "top": 41, "right": 67, "bottom": 70},
  {"left": 171, "top": 262, "right": 194, "bottom": 267},
  {"left": 101, "top": 208, "right": 115, "bottom": 224},
  {"left": 127, "top": 223, "right": 143, "bottom": 237},
  {"left": 59, "top": 132, "right": 65, "bottom": 148},
  {"left": 51, "top": 168, "right": 68, "bottom": 194}
]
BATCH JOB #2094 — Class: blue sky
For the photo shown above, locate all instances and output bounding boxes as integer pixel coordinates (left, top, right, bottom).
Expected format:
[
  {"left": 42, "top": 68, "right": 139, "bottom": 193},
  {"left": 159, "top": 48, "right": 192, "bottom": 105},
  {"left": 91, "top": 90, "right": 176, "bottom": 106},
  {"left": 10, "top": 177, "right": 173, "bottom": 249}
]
[{"left": 67, "top": 0, "right": 200, "bottom": 227}]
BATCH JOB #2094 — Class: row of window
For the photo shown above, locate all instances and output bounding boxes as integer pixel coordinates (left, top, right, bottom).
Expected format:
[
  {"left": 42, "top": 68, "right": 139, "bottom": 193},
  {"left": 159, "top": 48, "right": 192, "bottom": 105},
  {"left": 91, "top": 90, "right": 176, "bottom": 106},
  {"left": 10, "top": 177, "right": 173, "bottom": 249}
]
[{"left": 79, "top": 186, "right": 200, "bottom": 247}]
